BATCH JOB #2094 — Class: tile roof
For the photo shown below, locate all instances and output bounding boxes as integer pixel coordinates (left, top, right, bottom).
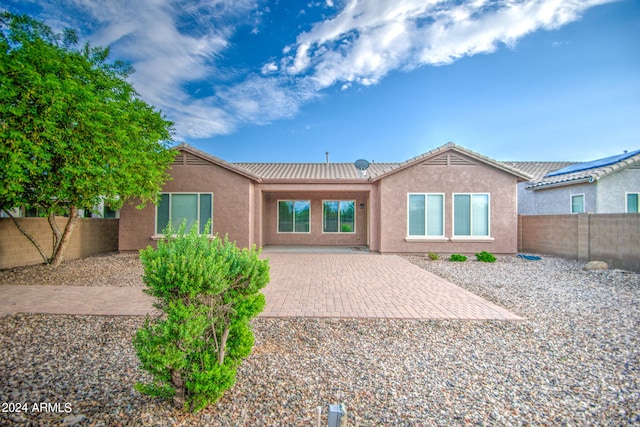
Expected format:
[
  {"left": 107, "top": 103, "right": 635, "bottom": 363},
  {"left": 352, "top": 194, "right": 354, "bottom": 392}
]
[
  {"left": 502, "top": 161, "right": 578, "bottom": 181},
  {"left": 233, "top": 162, "right": 397, "bottom": 181}
]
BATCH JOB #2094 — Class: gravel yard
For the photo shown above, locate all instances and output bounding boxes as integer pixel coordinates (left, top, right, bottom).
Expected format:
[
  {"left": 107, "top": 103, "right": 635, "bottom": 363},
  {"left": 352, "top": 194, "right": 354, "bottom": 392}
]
[
  {"left": 1, "top": 254, "right": 638, "bottom": 426},
  {"left": 0, "top": 253, "right": 143, "bottom": 287}
]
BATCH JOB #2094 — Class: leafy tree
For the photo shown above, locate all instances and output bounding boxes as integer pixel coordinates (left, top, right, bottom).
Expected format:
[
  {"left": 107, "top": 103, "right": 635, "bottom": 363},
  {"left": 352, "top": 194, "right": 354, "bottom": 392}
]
[
  {"left": 0, "top": 13, "right": 175, "bottom": 267},
  {"left": 133, "top": 224, "right": 269, "bottom": 412}
]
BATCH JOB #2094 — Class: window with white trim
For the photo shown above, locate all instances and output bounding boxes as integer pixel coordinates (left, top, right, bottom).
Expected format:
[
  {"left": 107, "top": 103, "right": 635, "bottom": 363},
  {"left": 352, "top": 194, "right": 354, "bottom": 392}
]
[
  {"left": 627, "top": 193, "right": 639, "bottom": 213},
  {"left": 453, "top": 193, "right": 489, "bottom": 237},
  {"left": 323, "top": 200, "right": 355, "bottom": 233},
  {"left": 408, "top": 193, "right": 444, "bottom": 237},
  {"left": 156, "top": 193, "right": 212, "bottom": 234},
  {"left": 571, "top": 194, "right": 584, "bottom": 214},
  {"left": 278, "top": 200, "right": 310, "bottom": 233}
]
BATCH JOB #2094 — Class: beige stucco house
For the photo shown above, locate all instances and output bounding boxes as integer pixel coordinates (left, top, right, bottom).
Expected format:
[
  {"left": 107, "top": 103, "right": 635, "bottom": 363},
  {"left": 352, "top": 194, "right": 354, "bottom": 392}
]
[{"left": 119, "top": 142, "right": 531, "bottom": 255}]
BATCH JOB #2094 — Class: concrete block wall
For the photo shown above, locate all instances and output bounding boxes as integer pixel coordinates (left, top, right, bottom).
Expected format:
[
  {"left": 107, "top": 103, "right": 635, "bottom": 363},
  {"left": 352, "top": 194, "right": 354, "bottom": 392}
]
[
  {"left": 518, "top": 213, "right": 640, "bottom": 272},
  {"left": 0, "top": 218, "right": 119, "bottom": 269},
  {"left": 518, "top": 214, "right": 578, "bottom": 259},
  {"left": 588, "top": 214, "right": 640, "bottom": 272}
]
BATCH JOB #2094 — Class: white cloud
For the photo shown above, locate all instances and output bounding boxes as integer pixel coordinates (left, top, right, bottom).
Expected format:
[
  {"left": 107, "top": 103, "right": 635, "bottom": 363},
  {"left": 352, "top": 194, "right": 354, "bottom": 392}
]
[
  {"left": 261, "top": 61, "right": 279, "bottom": 74},
  {"left": 217, "top": 75, "right": 320, "bottom": 125},
  {"left": 284, "top": 0, "right": 615, "bottom": 90}
]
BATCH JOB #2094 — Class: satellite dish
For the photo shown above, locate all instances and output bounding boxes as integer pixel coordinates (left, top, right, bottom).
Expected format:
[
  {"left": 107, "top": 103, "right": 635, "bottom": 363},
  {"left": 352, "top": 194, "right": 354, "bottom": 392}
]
[
  {"left": 354, "top": 159, "right": 370, "bottom": 171},
  {"left": 354, "top": 159, "right": 370, "bottom": 178}
]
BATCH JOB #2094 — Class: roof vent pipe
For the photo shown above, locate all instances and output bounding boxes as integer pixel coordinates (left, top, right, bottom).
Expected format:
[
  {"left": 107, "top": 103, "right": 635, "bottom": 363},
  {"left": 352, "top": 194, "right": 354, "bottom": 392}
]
[{"left": 326, "top": 151, "right": 330, "bottom": 165}]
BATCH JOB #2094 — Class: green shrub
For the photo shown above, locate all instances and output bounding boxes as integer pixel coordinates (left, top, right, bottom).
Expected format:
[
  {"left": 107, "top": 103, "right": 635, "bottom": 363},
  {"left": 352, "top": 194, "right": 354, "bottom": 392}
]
[
  {"left": 475, "top": 251, "right": 496, "bottom": 263},
  {"left": 133, "top": 223, "right": 269, "bottom": 412},
  {"left": 427, "top": 252, "right": 440, "bottom": 261},
  {"left": 449, "top": 254, "right": 467, "bottom": 262}
]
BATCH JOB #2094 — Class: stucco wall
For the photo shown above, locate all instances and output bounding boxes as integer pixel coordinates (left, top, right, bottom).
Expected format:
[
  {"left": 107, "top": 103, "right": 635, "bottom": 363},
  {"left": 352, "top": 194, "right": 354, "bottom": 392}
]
[
  {"left": 377, "top": 155, "right": 520, "bottom": 255},
  {"left": 518, "top": 182, "right": 597, "bottom": 214},
  {"left": 261, "top": 190, "right": 369, "bottom": 246},
  {"left": 118, "top": 162, "right": 255, "bottom": 251},
  {"left": 597, "top": 168, "right": 640, "bottom": 213},
  {"left": 0, "top": 218, "right": 118, "bottom": 269}
]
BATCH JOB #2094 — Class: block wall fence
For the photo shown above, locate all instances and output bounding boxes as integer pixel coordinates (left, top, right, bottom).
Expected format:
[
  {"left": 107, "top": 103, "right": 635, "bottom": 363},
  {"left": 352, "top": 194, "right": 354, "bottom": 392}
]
[
  {"left": 0, "top": 218, "right": 119, "bottom": 270},
  {"left": 518, "top": 213, "right": 640, "bottom": 272},
  {"left": 2, "top": 215, "right": 637, "bottom": 272}
]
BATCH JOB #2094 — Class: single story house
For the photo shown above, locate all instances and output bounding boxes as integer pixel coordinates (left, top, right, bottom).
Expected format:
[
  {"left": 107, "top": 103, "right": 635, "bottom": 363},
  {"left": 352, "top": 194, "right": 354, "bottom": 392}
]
[
  {"left": 118, "top": 142, "right": 531, "bottom": 255},
  {"left": 505, "top": 149, "right": 640, "bottom": 215}
]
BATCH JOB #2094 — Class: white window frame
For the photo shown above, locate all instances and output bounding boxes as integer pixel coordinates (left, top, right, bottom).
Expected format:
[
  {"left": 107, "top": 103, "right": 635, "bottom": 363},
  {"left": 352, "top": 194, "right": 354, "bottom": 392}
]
[
  {"left": 452, "top": 193, "right": 491, "bottom": 239},
  {"left": 154, "top": 192, "right": 213, "bottom": 236},
  {"left": 277, "top": 200, "right": 311, "bottom": 234},
  {"left": 626, "top": 192, "right": 640, "bottom": 213},
  {"left": 406, "top": 193, "right": 445, "bottom": 239},
  {"left": 322, "top": 200, "right": 356, "bottom": 234},
  {"left": 571, "top": 194, "right": 585, "bottom": 214}
]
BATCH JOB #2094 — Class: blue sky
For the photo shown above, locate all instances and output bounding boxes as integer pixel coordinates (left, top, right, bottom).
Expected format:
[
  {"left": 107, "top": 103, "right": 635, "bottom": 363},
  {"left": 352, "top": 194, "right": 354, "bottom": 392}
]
[{"left": 5, "top": 0, "right": 639, "bottom": 163}]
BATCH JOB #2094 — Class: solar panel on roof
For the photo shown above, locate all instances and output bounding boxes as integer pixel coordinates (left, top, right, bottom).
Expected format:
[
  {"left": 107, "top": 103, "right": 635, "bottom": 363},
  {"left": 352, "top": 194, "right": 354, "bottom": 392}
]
[{"left": 545, "top": 149, "right": 640, "bottom": 177}]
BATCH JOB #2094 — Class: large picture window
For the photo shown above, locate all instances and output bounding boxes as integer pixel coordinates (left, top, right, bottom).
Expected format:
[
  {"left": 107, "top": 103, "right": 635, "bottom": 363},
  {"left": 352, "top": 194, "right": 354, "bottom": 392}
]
[
  {"left": 156, "top": 193, "right": 212, "bottom": 234},
  {"left": 323, "top": 200, "right": 355, "bottom": 233},
  {"left": 408, "top": 194, "right": 444, "bottom": 237},
  {"left": 278, "top": 200, "right": 310, "bottom": 233},
  {"left": 453, "top": 194, "right": 489, "bottom": 237}
]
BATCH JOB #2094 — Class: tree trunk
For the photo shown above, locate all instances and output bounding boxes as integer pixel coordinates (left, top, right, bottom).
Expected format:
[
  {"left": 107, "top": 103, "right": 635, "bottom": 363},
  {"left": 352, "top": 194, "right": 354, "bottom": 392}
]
[
  {"left": 49, "top": 206, "right": 79, "bottom": 268},
  {"left": 47, "top": 211, "right": 63, "bottom": 254},
  {"left": 171, "top": 370, "right": 186, "bottom": 410},
  {"left": 2, "top": 209, "right": 50, "bottom": 264},
  {"left": 218, "top": 326, "right": 230, "bottom": 366}
]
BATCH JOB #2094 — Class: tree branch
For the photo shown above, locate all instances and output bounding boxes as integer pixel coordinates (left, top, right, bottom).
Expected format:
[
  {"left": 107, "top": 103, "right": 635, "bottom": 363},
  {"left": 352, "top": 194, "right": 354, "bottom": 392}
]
[{"left": 2, "top": 209, "right": 51, "bottom": 265}]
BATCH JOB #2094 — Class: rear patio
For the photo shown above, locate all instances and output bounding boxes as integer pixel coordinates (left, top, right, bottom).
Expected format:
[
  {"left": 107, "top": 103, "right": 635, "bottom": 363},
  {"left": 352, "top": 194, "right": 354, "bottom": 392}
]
[
  {"left": 261, "top": 249, "right": 520, "bottom": 320},
  {"left": 0, "top": 249, "right": 520, "bottom": 320}
]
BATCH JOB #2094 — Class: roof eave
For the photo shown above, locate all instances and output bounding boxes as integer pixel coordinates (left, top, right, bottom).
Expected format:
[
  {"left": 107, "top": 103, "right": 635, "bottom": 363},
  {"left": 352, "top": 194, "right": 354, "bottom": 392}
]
[
  {"left": 259, "top": 178, "right": 372, "bottom": 185},
  {"left": 526, "top": 177, "right": 592, "bottom": 191}
]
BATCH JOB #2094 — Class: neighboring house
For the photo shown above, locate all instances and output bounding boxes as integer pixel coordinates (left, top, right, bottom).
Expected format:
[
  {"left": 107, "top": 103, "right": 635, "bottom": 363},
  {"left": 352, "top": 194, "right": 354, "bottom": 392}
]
[
  {"left": 118, "top": 142, "right": 531, "bottom": 254},
  {"left": 506, "top": 149, "right": 640, "bottom": 214}
]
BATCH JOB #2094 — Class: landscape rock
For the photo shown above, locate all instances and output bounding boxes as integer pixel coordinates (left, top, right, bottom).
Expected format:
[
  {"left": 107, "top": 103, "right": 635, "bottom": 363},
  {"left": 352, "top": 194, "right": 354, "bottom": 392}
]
[
  {"left": 584, "top": 260, "right": 608, "bottom": 271},
  {"left": 62, "top": 414, "right": 87, "bottom": 426},
  {"left": 0, "top": 254, "right": 638, "bottom": 426}
]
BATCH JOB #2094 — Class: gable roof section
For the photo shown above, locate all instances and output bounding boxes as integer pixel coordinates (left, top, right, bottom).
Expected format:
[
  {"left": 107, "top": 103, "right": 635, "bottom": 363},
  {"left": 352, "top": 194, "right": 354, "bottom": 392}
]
[
  {"left": 520, "top": 149, "right": 640, "bottom": 190},
  {"left": 368, "top": 142, "right": 532, "bottom": 182},
  {"left": 173, "top": 143, "right": 262, "bottom": 182}
]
